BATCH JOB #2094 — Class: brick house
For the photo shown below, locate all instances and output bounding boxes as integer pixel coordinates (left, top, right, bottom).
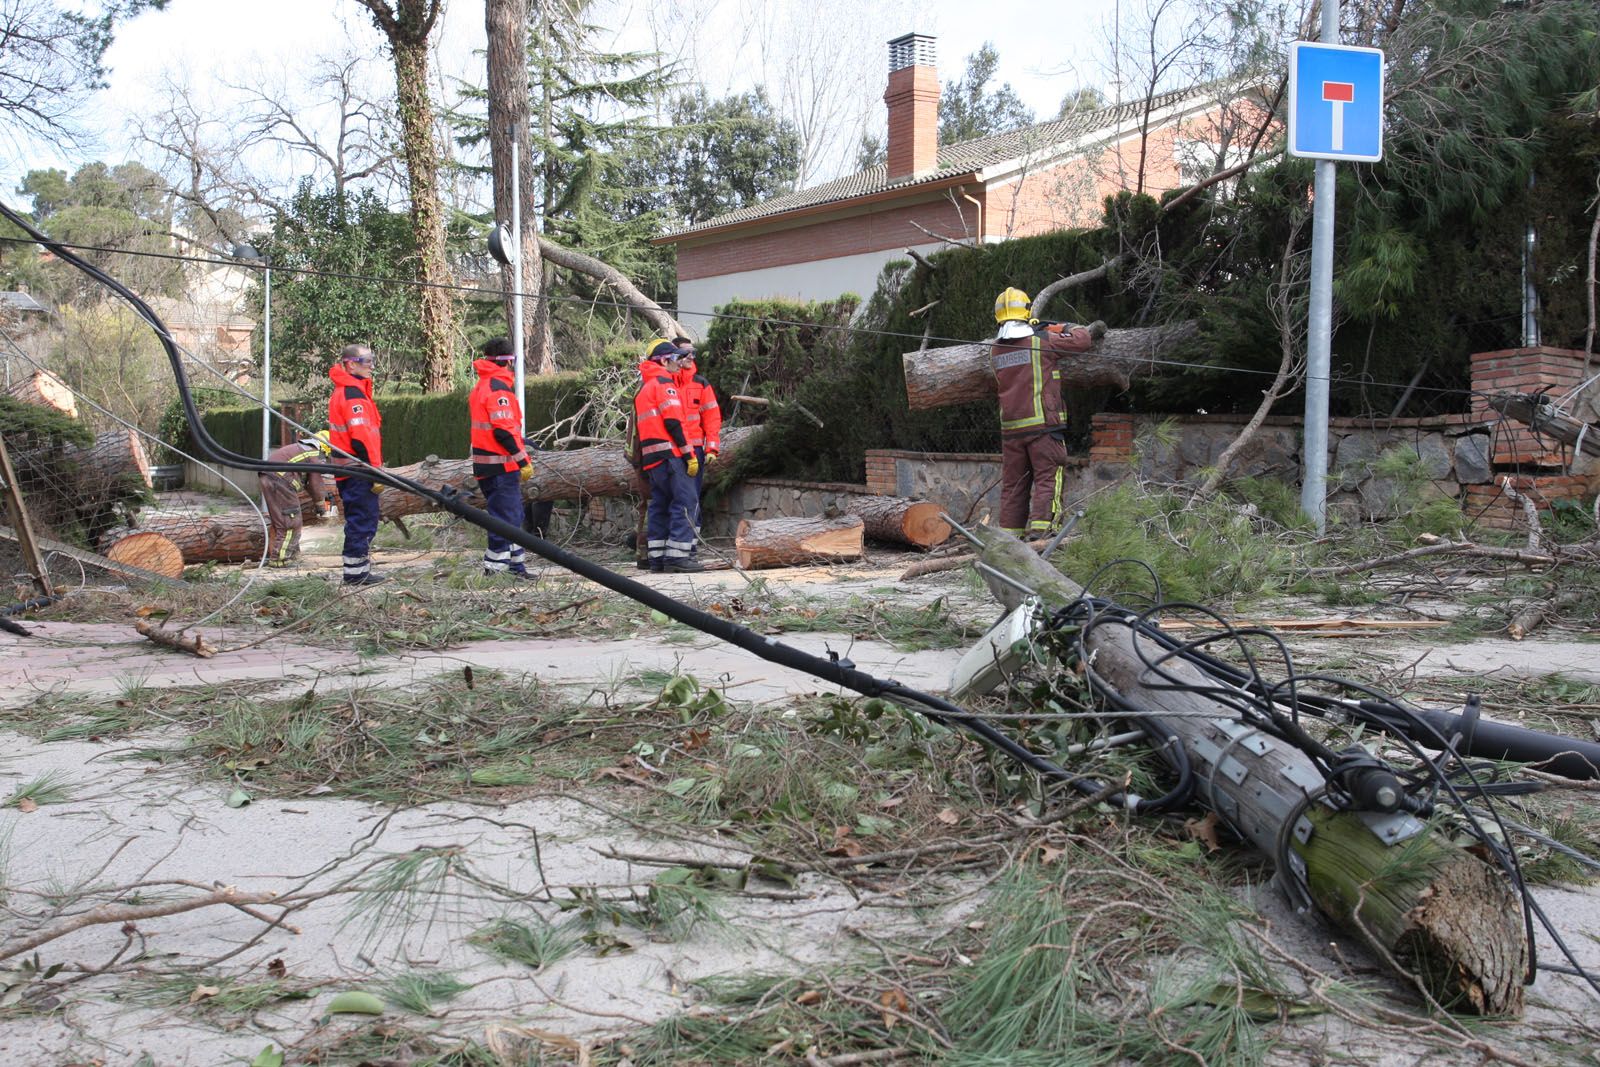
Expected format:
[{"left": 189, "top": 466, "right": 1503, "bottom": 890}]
[{"left": 655, "top": 33, "right": 1263, "bottom": 332}]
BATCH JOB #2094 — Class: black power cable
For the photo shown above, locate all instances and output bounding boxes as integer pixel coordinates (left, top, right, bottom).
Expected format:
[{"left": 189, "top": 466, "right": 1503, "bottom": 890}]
[{"left": 0, "top": 198, "right": 1140, "bottom": 809}]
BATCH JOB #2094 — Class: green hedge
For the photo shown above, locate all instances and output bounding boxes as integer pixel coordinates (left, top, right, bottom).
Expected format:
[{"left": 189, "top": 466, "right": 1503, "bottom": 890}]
[{"left": 198, "top": 373, "right": 587, "bottom": 466}]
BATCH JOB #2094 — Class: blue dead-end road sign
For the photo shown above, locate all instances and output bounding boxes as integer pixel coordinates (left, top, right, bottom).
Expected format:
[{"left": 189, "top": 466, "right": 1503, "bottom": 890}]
[{"left": 1288, "top": 41, "right": 1384, "bottom": 162}]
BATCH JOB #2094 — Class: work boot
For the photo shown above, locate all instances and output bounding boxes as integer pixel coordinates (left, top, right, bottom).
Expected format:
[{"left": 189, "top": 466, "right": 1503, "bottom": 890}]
[
  {"left": 343, "top": 572, "right": 387, "bottom": 587},
  {"left": 635, "top": 558, "right": 653, "bottom": 570},
  {"left": 665, "top": 557, "right": 704, "bottom": 573},
  {"left": 506, "top": 569, "right": 538, "bottom": 581}
]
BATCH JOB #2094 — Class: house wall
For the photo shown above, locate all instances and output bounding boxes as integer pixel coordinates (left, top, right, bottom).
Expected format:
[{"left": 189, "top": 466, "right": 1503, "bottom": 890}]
[{"left": 676, "top": 242, "right": 946, "bottom": 334}]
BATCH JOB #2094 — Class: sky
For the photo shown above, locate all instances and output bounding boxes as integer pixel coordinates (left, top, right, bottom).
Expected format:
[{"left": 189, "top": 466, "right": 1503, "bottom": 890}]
[{"left": 3, "top": 0, "right": 1121, "bottom": 200}]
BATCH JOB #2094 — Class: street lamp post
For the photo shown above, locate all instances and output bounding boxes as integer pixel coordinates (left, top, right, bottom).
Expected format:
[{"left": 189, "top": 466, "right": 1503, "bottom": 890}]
[
  {"left": 487, "top": 135, "right": 526, "bottom": 435},
  {"left": 232, "top": 243, "right": 272, "bottom": 459}
]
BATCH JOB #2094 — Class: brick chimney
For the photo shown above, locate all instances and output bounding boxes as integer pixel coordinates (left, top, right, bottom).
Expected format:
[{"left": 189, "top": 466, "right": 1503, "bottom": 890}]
[{"left": 884, "top": 33, "right": 938, "bottom": 180}]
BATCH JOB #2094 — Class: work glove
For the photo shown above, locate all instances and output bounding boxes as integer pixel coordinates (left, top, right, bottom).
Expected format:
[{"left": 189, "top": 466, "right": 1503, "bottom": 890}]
[
  {"left": 1088, "top": 319, "right": 1108, "bottom": 341},
  {"left": 685, "top": 455, "right": 700, "bottom": 478},
  {"left": 519, "top": 463, "right": 534, "bottom": 482},
  {"left": 704, "top": 450, "right": 719, "bottom": 465},
  {"left": 370, "top": 482, "right": 385, "bottom": 496}
]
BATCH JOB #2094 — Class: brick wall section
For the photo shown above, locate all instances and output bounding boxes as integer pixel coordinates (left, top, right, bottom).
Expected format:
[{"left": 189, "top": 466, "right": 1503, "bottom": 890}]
[
  {"left": 1464, "top": 473, "right": 1599, "bottom": 531},
  {"left": 1089, "top": 413, "right": 1136, "bottom": 464},
  {"left": 864, "top": 451, "right": 898, "bottom": 495},
  {"left": 1470, "top": 347, "right": 1590, "bottom": 466}
]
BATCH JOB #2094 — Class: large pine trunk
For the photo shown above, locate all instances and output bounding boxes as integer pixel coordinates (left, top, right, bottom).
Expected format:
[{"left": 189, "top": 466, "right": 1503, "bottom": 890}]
[
  {"left": 902, "top": 322, "right": 1198, "bottom": 411},
  {"left": 735, "top": 515, "right": 864, "bottom": 570},
  {"left": 840, "top": 495, "right": 951, "bottom": 550},
  {"left": 968, "top": 525, "right": 1528, "bottom": 1015},
  {"left": 106, "top": 513, "right": 265, "bottom": 564}
]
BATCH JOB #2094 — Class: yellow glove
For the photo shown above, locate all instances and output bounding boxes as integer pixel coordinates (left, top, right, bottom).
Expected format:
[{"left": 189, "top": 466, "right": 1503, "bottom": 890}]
[
  {"left": 704, "top": 450, "right": 719, "bottom": 464},
  {"left": 370, "top": 482, "right": 385, "bottom": 496},
  {"left": 685, "top": 455, "right": 700, "bottom": 477},
  {"left": 519, "top": 463, "right": 534, "bottom": 482}
]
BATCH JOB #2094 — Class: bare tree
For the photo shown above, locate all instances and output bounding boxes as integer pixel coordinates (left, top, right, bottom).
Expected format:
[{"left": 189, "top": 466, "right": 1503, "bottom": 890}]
[
  {"left": 484, "top": 0, "right": 551, "bottom": 373},
  {"left": 235, "top": 52, "right": 400, "bottom": 203},
  {"left": 354, "top": 0, "right": 458, "bottom": 393}
]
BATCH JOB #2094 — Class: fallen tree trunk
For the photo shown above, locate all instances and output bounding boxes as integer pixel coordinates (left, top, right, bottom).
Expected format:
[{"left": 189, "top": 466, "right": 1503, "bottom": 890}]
[
  {"left": 103, "top": 530, "right": 186, "bottom": 578},
  {"left": 969, "top": 525, "right": 1528, "bottom": 1015},
  {"left": 902, "top": 322, "right": 1199, "bottom": 411},
  {"left": 6, "top": 369, "right": 77, "bottom": 419},
  {"left": 839, "top": 495, "right": 951, "bottom": 550},
  {"left": 65, "top": 429, "right": 153, "bottom": 489},
  {"left": 736, "top": 515, "right": 864, "bottom": 570},
  {"left": 107, "top": 513, "right": 265, "bottom": 564},
  {"left": 377, "top": 425, "right": 762, "bottom": 522}
]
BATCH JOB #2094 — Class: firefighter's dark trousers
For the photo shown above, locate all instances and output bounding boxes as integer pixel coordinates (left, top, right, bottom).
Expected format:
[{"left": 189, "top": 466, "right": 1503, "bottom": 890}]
[
  {"left": 477, "top": 470, "right": 528, "bottom": 574},
  {"left": 260, "top": 472, "right": 303, "bottom": 566},
  {"left": 645, "top": 456, "right": 698, "bottom": 564},
  {"left": 337, "top": 478, "right": 380, "bottom": 582},
  {"left": 999, "top": 431, "right": 1067, "bottom": 535}
]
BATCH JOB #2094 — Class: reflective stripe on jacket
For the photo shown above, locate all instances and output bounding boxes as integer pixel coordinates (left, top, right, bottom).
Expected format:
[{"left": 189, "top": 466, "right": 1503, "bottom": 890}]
[
  {"left": 327, "top": 363, "right": 382, "bottom": 467},
  {"left": 267, "top": 441, "right": 331, "bottom": 501},
  {"left": 468, "top": 358, "right": 529, "bottom": 476},
  {"left": 634, "top": 359, "right": 687, "bottom": 470},
  {"left": 990, "top": 325, "right": 1094, "bottom": 436}
]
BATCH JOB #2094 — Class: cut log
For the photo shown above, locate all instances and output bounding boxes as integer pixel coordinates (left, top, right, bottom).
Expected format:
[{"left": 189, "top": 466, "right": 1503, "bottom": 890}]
[
  {"left": 64, "top": 429, "right": 153, "bottom": 489},
  {"left": 967, "top": 524, "right": 1528, "bottom": 1015},
  {"left": 902, "top": 322, "right": 1199, "bottom": 411},
  {"left": 6, "top": 369, "right": 77, "bottom": 419},
  {"left": 840, "top": 495, "right": 951, "bottom": 550},
  {"left": 105, "top": 513, "right": 265, "bottom": 564},
  {"left": 735, "top": 515, "right": 864, "bottom": 570},
  {"left": 377, "top": 424, "right": 763, "bottom": 522},
  {"left": 103, "top": 531, "right": 186, "bottom": 578}
]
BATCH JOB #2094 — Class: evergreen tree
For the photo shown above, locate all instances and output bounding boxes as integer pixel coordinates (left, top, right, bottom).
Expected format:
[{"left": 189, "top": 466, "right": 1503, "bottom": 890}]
[{"left": 938, "top": 43, "right": 1034, "bottom": 145}]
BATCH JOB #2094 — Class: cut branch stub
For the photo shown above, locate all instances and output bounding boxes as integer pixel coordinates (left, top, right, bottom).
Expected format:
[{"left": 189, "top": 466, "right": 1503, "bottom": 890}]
[{"left": 902, "top": 321, "right": 1198, "bottom": 411}]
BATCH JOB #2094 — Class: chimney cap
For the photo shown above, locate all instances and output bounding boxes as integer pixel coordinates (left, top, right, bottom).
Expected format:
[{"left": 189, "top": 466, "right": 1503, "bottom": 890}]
[{"left": 887, "top": 33, "right": 936, "bottom": 73}]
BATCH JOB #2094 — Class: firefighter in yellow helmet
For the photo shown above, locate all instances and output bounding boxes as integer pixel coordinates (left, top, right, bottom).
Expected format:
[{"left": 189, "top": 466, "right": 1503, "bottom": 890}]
[
  {"left": 258, "top": 430, "right": 337, "bottom": 567},
  {"left": 989, "top": 287, "right": 1105, "bottom": 537}
]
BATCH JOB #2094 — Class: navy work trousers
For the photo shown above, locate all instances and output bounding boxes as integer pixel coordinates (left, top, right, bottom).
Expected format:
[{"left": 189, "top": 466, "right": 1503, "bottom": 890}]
[{"left": 337, "top": 478, "right": 380, "bottom": 581}]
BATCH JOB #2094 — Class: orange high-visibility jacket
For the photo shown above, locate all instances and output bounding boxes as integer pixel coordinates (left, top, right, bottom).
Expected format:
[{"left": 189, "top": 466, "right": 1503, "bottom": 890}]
[
  {"left": 468, "top": 358, "right": 530, "bottom": 477},
  {"left": 328, "top": 362, "right": 383, "bottom": 468},
  {"left": 633, "top": 359, "right": 688, "bottom": 470},
  {"left": 675, "top": 358, "right": 722, "bottom": 453}
]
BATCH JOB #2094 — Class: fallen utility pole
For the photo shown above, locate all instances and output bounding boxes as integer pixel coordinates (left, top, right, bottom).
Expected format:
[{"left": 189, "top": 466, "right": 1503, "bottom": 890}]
[
  {"left": 1487, "top": 392, "right": 1600, "bottom": 458},
  {"left": 965, "top": 525, "right": 1529, "bottom": 1015}
]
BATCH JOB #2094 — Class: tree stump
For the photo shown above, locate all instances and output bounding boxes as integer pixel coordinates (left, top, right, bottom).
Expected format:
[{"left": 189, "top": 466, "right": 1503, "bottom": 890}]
[
  {"left": 6, "top": 369, "right": 77, "bottom": 419},
  {"left": 840, "top": 495, "right": 951, "bottom": 550},
  {"left": 735, "top": 515, "right": 864, "bottom": 570},
  {"left": 901, "top": 322, "right": 1199, "bottom": 411},
  {"left": 103, "top": 531, "right": 185, "bottom": 578}
]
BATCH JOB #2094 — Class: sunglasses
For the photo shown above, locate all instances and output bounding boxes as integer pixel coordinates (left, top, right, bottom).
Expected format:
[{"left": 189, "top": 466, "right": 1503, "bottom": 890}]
[{"left": 346, "top": 355, "right": 375, "bottom": 365}]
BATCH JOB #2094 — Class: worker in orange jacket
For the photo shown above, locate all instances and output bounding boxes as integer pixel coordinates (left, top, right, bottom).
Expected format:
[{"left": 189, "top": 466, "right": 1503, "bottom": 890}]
[
  {"left": 672, "top": 335, "right": 720, "bottom": 558},
  {"left": 989, "top": 288, "right": 1103, "bottom": 537},
  {"left": 327, "top": 343, "right": 386, "bottom": 586},
  {"left": 469, "top": 336, "right": 535, "bottom": 578},
  {"left": 634, "top": 340, "right": 702, "bottom": 572}
]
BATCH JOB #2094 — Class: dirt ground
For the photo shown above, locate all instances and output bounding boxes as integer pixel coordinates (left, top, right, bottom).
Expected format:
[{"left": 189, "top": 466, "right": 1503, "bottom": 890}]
[{"left": 2, "top": 519, "right": 1598, "bottom": 1066}]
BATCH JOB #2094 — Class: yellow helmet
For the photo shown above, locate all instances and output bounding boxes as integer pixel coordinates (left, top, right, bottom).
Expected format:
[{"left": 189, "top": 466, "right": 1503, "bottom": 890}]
[
  {"left": 314, "top": 430, "right": 333, "bottom": 455},
  {"left": 994, "top": 287, "right": 1031, "bottom": 324}
]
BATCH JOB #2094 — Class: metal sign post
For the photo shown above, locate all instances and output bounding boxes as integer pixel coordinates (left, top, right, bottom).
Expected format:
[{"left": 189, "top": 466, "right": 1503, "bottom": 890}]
[{"left": 1288, "top": 22, "right": 1384, "bottom": 532}]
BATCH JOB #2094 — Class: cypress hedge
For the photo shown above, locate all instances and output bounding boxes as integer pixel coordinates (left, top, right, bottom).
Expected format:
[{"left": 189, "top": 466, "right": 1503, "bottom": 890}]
[{"left": 197, "top": 373, "right": 586, "bottom": 467}]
